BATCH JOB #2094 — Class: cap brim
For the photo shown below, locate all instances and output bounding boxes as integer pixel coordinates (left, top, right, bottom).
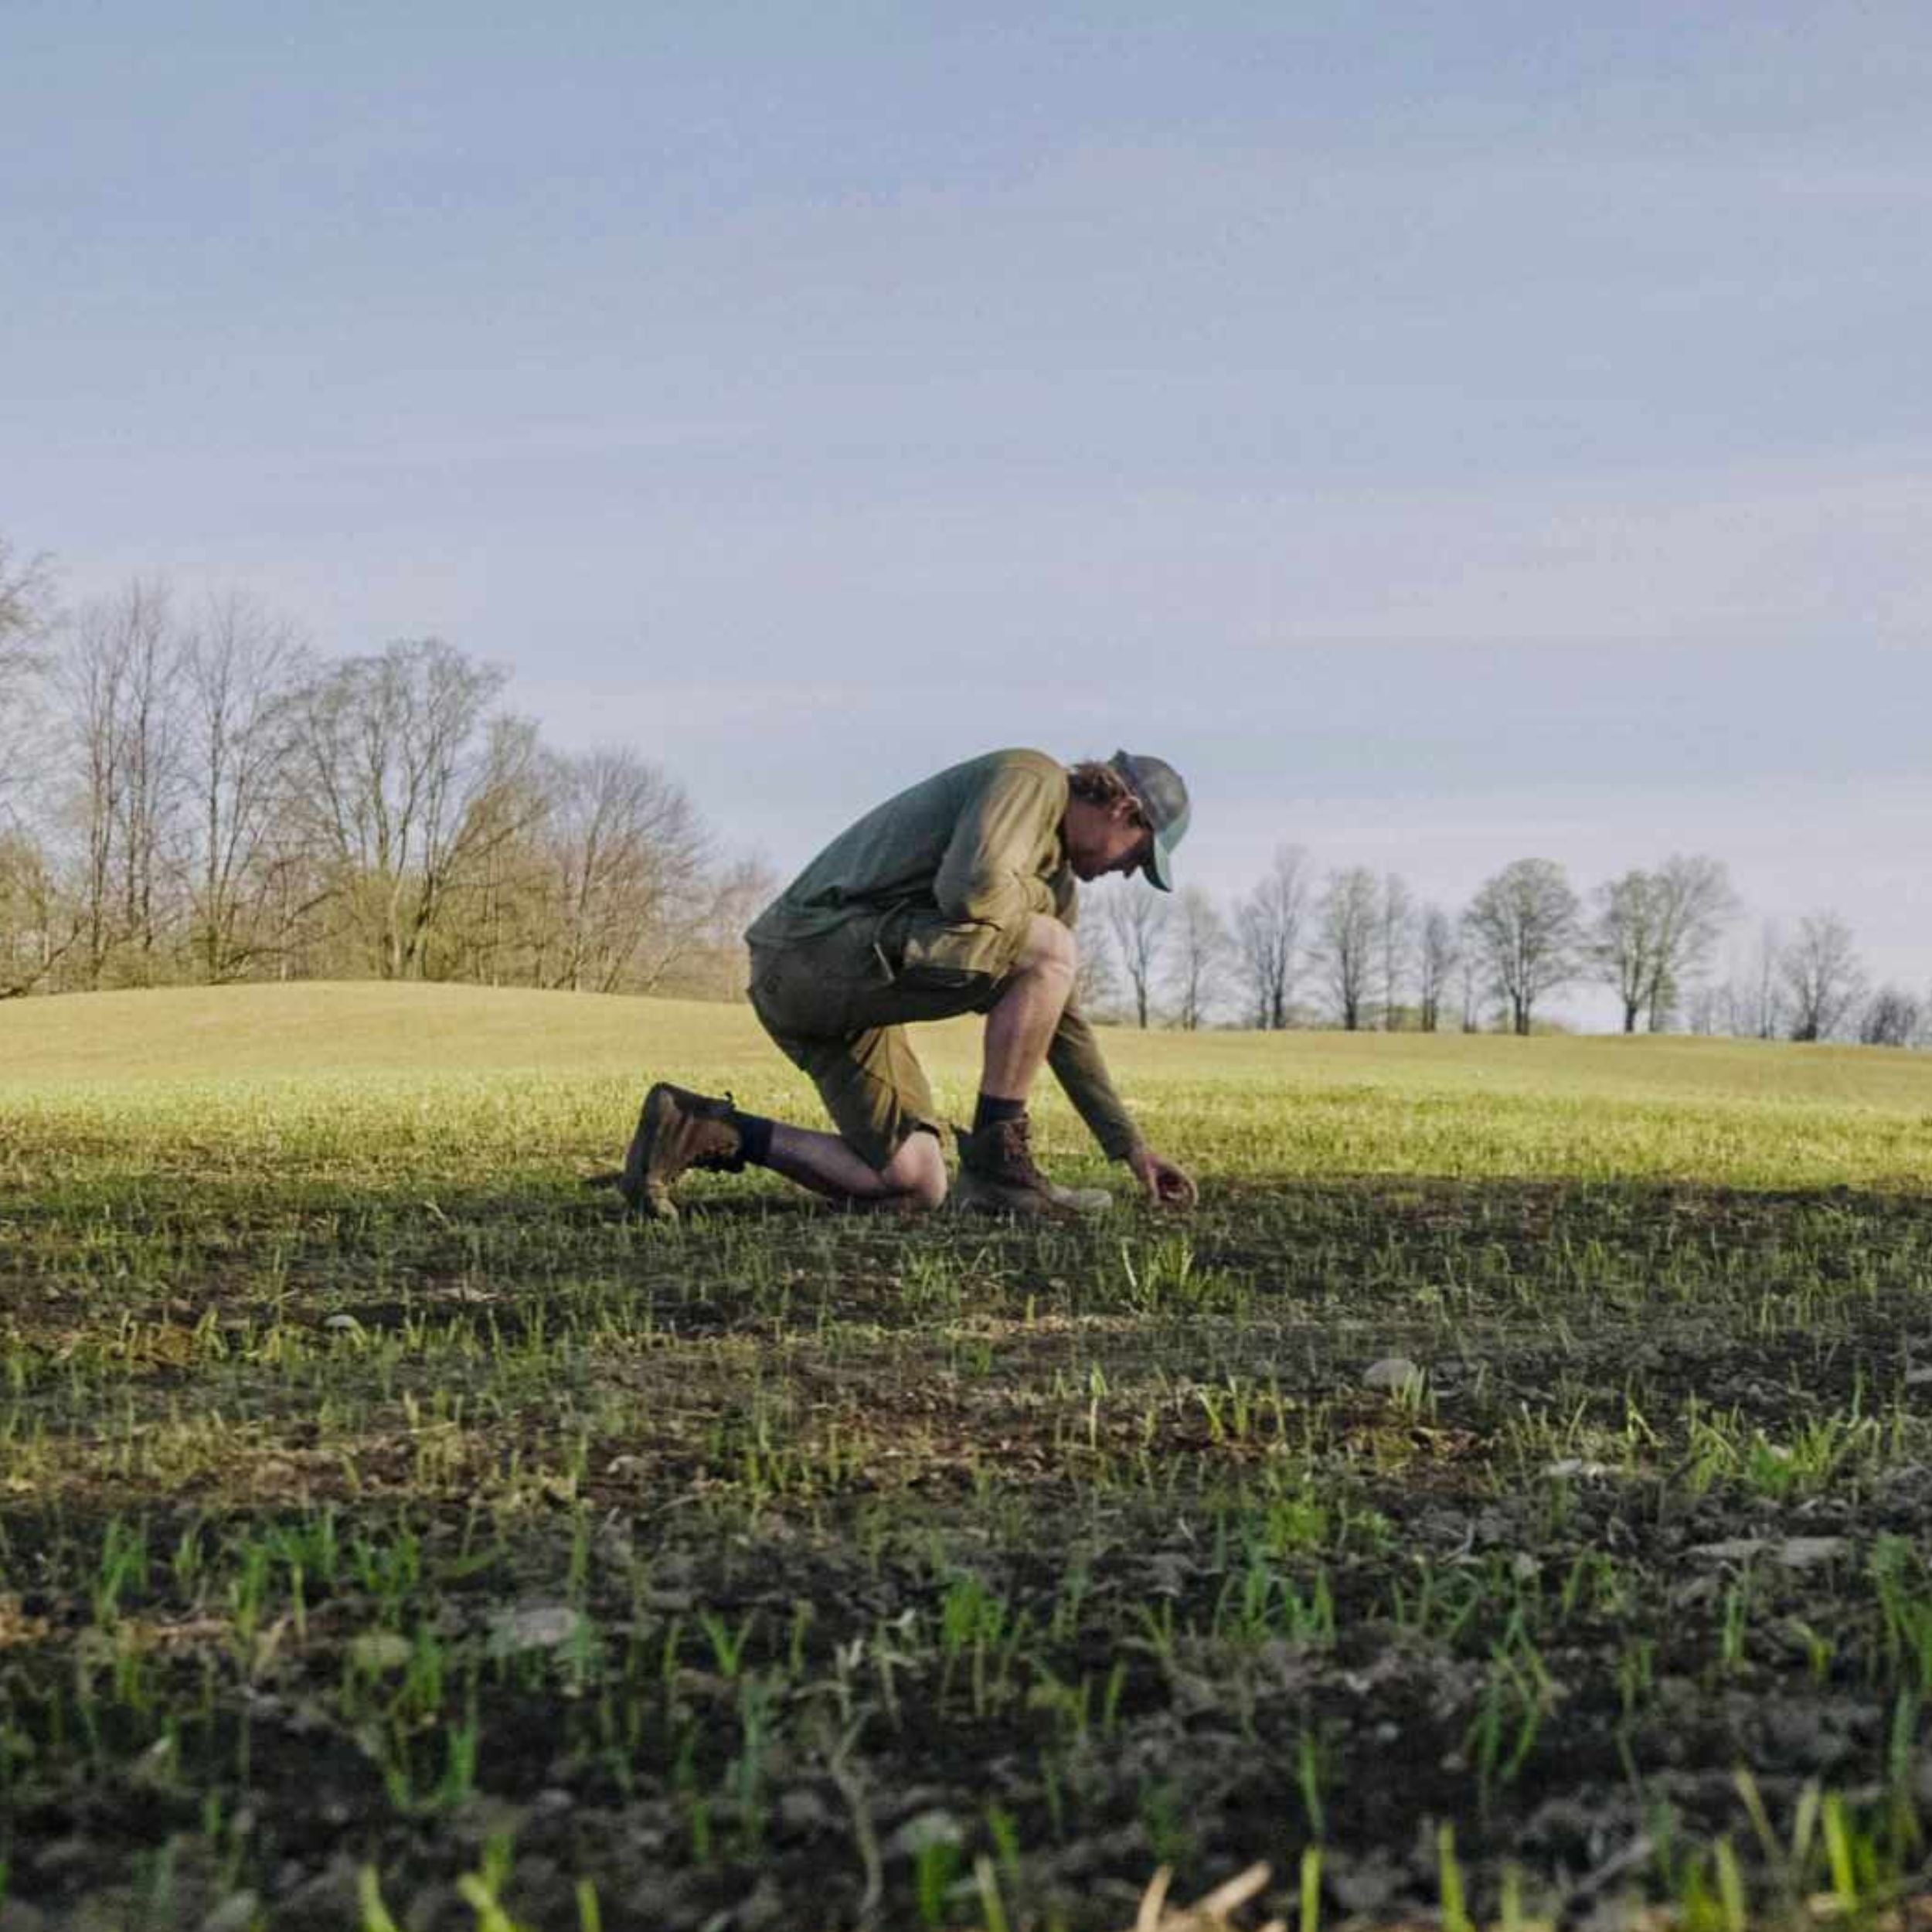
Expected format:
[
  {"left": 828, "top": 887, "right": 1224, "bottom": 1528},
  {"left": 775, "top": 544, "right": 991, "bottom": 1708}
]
[{"left": 1143, "top": 830, "right": 1176, "bottom": 892}]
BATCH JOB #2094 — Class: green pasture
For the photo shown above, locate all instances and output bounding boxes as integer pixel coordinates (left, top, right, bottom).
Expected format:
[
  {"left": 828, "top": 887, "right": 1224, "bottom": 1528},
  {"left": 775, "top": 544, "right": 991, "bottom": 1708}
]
[
  {"left": 5, "top": 985, "right": 1932, "bottom": 1931},
  {"left": 3, "top": 981, "right": 1930, "bottom": 1194}
]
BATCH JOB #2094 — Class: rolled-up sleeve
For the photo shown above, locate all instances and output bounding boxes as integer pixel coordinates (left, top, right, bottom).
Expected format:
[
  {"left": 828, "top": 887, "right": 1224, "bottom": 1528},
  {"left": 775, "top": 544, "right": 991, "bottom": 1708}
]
[{"left": 930, "top": 762, "right": 1063, "bottom": 958}]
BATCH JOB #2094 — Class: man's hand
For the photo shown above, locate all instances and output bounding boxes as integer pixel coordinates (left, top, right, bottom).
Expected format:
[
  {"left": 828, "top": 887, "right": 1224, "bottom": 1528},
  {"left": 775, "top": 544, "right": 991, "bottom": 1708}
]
[{"left": 1126, "top": 1148, "right": 1198, "bottom": 1209}]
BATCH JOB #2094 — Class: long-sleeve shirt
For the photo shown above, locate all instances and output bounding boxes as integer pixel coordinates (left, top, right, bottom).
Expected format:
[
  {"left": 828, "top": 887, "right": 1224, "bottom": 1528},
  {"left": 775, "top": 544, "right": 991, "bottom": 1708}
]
[{"left": 745, "top": 749, "right": 1145, "bottom": 1160}]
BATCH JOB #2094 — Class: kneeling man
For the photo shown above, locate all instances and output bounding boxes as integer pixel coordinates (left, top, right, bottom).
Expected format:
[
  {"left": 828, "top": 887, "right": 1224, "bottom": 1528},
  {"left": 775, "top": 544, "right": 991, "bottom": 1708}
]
[{"left": 620, "top": 748, "right": 1199, "bottom": 1219}]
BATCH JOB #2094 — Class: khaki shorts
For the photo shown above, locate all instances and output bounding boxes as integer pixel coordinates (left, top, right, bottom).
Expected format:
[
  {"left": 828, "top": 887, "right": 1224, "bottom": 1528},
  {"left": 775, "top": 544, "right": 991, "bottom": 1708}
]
[{"left": 748, "top": 910, "right": 1013, "bottom": 1172}]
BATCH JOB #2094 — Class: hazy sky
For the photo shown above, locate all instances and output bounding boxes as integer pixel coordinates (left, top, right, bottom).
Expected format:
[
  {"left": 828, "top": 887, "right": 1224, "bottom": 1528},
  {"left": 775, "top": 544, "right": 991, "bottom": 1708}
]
[{"left": 6, "top": 3, "right": 1929, "bottom": 1022}]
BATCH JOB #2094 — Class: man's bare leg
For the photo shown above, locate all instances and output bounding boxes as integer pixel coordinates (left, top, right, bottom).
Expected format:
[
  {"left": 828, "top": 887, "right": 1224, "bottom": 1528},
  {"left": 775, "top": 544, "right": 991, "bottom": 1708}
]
[
  {"left": 763, "top": 915, "right": 1073, "bottom": 1208},
  {"left": 762, "top": 1124, "right": 947, "bottom": 1210},
  {"left": 979, "top": 913, "right": 1077, "bottom": 1101}
]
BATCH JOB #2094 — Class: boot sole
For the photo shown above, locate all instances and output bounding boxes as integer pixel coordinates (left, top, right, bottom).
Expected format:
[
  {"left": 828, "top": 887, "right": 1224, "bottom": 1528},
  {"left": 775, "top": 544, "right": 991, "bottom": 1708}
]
[
  {"left": 619, "top": 1084, "right": 682, "bottom": 1219},
  {"left": 952, "top": 1177, "right": 1112, "bottom": 1219}
]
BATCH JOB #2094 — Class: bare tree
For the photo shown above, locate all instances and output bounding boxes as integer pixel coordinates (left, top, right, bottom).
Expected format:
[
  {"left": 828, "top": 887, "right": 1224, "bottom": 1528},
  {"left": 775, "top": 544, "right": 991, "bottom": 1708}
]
[
  {"left": 1072, "top": 911, "right": 1119, "bottom": 1016},
  {"left": 1232, "top": 843, "right": 1310, "bottom": 1029},
  {"left": 1165, "top": 885, "right": 1229, "bottom": 1031},
  {"left": 179, "top": 591, "right": 313, "bottom": 981},
  {"left": 1417, "top": 903, "right": 1458, "bottom": 1032},
  {"left": 1593, "top": 855, "right": 1736, "bottom": 1033},
  {"left": 1455, "top": 935, "right": 1486, "bottom": 1032},
  {"left": 1376, "top": 871, "right": 1415, "bottom": 1029},
  {"left": 1720, "top": 920, "right": 1785, "bottom": 1040},
  {"left": 0, "top": 828, "right": 78, "bottom": 998},
  {"left": 287, "top": 639, "right": 544, "bottom": 979},
  {"left": 1316, "top": 866, "right": 1379, "bottom": 1030},
  {"left": 1645, "top": 855, "right": 1736, "bottom": 1031},
  {"left": 58, "top": 580, "right": 186, "bottom": 986},
  {"left": 1464, "top": 858, "right": 1581, "bottom": 1036},
  {"left": 1781, "top": 912, "right": 1866, "bottom": 1043},
  {"left": 1859, "top": 985, "right": 1921, "bottom": 1049},
  {"left": 1103, "top": 884, "right": 1170, "bottom": 1029},
  {"left": 535, "top": 747, "right": 712, "bottom": 992},
  {"left": 1591, "top": 869, "right": 1664, "bottom": 1036},
  {"left": 0, "top": 539, "right": 56, "bottom": 824}
]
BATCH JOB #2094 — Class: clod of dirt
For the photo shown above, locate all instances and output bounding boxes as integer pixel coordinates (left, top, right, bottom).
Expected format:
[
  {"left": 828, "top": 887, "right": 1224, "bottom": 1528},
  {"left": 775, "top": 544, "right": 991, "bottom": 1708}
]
[
  {"left": 198, "top": 1893, "right": 261, "bottom": 1932},
  {"left": 488, "top": 1602, "right": 587, "bottom": 1653},
  {"left": 1362, "top": 1355, "right": 1423, "bottom": 1392},
  {"left": 887, "top": 1808, "right": 965, "bottom": 1857},
  {"left": 1324, "top": 1848, "right": 1406, "bottom": 1914},
  {"left": 1687, "top": 1536, "right": 1849, "bottom": 1569}
]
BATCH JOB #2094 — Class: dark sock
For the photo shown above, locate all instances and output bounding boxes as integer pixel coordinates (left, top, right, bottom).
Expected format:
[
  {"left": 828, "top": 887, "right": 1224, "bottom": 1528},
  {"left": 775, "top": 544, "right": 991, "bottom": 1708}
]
[
  {"left": 726, "top": 1109, "right": 776, "bottom": 1166},
  {"left": 972, "top": 1093, "right": 1026, "bottom": 1136}
]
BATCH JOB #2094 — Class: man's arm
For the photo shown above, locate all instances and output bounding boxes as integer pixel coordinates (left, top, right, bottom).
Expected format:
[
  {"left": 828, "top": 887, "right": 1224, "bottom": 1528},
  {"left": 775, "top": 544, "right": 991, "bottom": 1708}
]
[
  {"left": 1046, "top": 1001, "right": 1145, "bottom": 1161},
  {"left": 1047, "top": 1003, "right": 1199, "bottom": 1205},
  {"left": 930, "top": 759, "right": 1064, "bottom": 953}
]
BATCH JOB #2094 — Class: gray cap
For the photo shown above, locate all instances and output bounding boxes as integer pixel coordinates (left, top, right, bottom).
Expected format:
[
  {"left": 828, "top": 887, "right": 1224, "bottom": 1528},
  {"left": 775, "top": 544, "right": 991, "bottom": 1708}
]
[{"left": 1108, "top": 750, "right": 1190, "bottom": 892}]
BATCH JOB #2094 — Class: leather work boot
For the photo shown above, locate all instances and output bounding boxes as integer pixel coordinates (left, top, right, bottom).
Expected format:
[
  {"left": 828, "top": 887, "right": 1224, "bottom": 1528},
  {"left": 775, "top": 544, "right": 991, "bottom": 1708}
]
[
  {"left": 952, "top": 1116, "right": 1111, "bottom": 1218},
  {"left": 619, "top": 1083, "right": 746, "bottom": 1221}
]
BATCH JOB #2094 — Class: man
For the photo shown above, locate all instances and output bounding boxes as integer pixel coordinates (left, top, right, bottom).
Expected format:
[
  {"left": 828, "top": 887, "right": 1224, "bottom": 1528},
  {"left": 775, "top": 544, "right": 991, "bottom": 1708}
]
[{"left": 619, "top": 747, "right": 1199, "bottom": 1219}]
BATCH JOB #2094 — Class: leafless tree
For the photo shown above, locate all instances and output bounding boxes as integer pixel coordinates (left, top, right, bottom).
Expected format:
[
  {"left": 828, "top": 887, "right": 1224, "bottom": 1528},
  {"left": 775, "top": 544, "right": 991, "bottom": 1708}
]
[
  {"left": 1455, "top": 937, "right": 1486, "bottom": 1032},
  {"left": 1232, "top": 843, "right": 1310, "bottom": 1029},
  {"left": 1859, "top": 985, "right": 1921, "bottom": 1049},
  {"left": 1780, "top": 912, "right": 1866, "bottom": 1043},
  {"left": 1316, "top": 866, "right": 1379, "bottom": 1030},
  {"left": 58, "top": 580, "right": 186, "bottom": 986},
  {"left": 0, "top": 539, "right": 56, "bottom": 824},
  {"left": 1165, "top": 885, "right": 1229, "bottom": 1031},
  {"left": 1592, "top": 855, "right": 1736, "bottom": 1033},
  {"left": 1646, "top": 855, "right": 1736, "bottom": 1030},
  {"left": 0, "top": 828, "right": 78, "bottom": 998},
  {"left": 1719, "top": 920, "right": 1785, "bottom": 1040},
  {"left": 535, "top": 747, "right": 712, "bottom": 992},
  {"left": 179, "top": 591, "right": 313, "bottom": 981},
  {"left": 1072, "top": 913, "right": 1119, "bottom": 1016},
  {"left": 286, "top": 639, "right": 544, "bottom": 979},
  {"left": 1684, "top": 982, "right": 1726, "bottom": 1036},
  {"left": 1103, "top": 883, "right": 1170, "bottom": 1029},
  {"left": 1376, "top": 872, "right": 1415, "bottom": 1029},
  {"left": 1464, "top": 858, "right": 1581, "bottom": 1036},
  {"left": 1417, "top": 903, "right": 1458, "bottom": 1032}
]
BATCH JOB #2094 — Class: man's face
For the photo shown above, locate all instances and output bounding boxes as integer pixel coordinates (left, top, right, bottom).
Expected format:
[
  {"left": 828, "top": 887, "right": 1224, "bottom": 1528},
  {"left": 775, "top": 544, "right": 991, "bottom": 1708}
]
[{"left": 1064, "top": 794, "right": 1154, "bottom": 883}]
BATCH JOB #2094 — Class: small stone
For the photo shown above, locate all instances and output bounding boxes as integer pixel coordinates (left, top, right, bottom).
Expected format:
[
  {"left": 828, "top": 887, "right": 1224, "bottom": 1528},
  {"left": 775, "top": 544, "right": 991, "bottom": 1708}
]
[
  {"left": 778, "top": 1788, "right": 835, "bottom": 1833},
  {"left": 1325, "top": 1849, "right": 1404, "bottom": 1915},
  {"left": 489, "top": 1604, "right": 587, "bottom": 1653},
  {"left": 1688, "top": 1536, "right": 1849, "bottom": 1570},
  {"left": 1362, "top": 1356, "right": 1423, "bottom": 1393},
  {"left": 888, "top": 1808, "right": 965, "bottom": 1857},
  {"left": 199, "top": 1893, "right": 261, "bottom": 1932},
  {"left": 323, "top": 1314, "right": 362, "bottom": 1333}
]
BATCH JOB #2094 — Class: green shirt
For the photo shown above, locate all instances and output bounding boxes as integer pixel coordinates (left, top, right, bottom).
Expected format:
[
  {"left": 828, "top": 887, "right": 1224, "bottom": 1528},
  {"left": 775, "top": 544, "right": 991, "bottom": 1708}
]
[{"left": 746, "top": 749, "right": 1145, "bottom": 1161}]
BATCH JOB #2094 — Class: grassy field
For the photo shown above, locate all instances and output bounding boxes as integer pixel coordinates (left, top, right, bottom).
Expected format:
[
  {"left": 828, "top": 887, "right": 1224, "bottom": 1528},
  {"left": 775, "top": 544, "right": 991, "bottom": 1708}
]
[{"left": 4, "top": 985, "right": 1932, "bottom": 1930}]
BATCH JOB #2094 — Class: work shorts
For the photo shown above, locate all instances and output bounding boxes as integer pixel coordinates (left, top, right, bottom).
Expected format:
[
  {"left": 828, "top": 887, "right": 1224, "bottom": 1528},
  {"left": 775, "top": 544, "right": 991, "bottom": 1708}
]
[{"left": 747, "top": 908, "right": 1018, "bottom": 1172}]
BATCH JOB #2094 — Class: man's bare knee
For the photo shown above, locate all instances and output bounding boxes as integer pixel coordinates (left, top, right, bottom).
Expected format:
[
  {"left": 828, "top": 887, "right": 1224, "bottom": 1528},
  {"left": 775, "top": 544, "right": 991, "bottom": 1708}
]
[
  {"left": 1014, "top": 913, "right": 1076, "bottom": 981},
  {"left": 879, "top": 1131, "right": 948, "bottom": 1210}
]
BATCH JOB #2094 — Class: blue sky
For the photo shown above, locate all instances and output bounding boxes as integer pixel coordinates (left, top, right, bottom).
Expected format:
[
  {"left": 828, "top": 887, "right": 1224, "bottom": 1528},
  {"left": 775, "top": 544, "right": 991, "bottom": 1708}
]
[{"left": 5, "top": 3, "right": 1930, "bottom": 1019}]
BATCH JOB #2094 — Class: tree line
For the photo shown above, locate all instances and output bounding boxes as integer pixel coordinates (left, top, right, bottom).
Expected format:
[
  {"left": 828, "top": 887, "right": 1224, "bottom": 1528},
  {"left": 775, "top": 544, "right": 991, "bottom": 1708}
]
[
  {"left": 4, "top": 542, "right": 1920, "bottom": 1042},
  {"left": 0, "top": 546, "right": 767, "bottom": 1000},
  {"left": 1086, "top": 846, "right": 1923, "bottom": 1045}
]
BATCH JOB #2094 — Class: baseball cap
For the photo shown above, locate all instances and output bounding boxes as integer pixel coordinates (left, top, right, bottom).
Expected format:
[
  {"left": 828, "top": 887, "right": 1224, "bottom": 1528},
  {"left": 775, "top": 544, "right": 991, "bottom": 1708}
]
[{"left": 1108, "top": 750, "right": 1190, "bottom": 892}]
